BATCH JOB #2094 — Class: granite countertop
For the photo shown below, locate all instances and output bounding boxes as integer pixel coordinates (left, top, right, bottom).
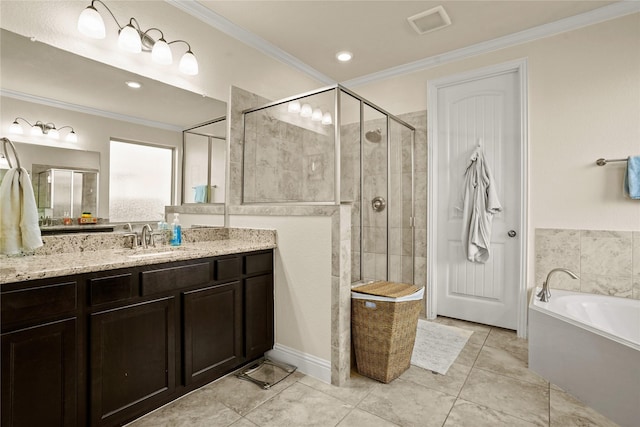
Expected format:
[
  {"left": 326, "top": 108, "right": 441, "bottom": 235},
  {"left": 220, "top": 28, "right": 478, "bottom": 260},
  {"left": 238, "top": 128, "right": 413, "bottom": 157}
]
[{"left": 0, "top": 228, "right": 276, "bottom": 285}]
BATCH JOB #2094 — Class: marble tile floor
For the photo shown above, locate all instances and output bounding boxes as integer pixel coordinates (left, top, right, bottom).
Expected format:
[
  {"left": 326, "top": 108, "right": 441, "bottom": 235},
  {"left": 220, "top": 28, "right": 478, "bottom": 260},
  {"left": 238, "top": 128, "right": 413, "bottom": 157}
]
[{"left": 127, "top": 317, "right": 619, "bottom": 427}]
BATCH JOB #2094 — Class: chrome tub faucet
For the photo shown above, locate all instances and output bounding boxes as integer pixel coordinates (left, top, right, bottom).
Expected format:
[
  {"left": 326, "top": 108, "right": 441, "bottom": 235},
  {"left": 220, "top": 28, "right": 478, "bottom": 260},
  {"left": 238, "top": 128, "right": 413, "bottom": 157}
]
[{"left": 537, "top": 268, "right": 579, "bottom": 302}]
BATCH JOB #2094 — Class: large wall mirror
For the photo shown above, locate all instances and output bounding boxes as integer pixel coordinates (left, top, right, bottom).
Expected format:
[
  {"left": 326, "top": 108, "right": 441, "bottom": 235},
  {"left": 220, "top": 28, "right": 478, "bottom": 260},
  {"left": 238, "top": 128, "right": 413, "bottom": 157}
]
[{"left": 0, "top": 28, "right": 227, "bottom": 222}]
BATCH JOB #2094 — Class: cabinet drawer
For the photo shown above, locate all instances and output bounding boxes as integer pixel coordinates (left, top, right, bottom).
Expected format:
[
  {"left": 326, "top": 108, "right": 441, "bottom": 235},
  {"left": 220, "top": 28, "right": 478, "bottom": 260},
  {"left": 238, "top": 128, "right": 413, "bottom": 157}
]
[
  {"left": 1, "top": 281, "right": 77, "bottom": 326},
  {"left": 141, "top": 262, "right": 211, "bottom": 296},
  {"left": 89, "top": 273, "right": 135, "bottom": 306},
  {"left": 214, "top": 257, "right": 241, "bottom": 282},
  {"left": 244, "top": 252, "right": 273, "bottom": 276}
]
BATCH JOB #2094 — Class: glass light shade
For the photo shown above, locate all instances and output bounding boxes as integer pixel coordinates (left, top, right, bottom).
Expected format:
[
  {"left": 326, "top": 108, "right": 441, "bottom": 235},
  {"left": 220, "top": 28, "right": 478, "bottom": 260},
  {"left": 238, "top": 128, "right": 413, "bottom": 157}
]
[
  {"left": 300, "top": 103, "right": 313, "bottom": 118},
  {"left": 118, "top": 24, "right": 142, "bottom": 53},
  {"left": 31, "top": 125, "right": 43, "bottom": 136},
  {"left": 151, "top": 39, "right": 173, "bottom": 65},
  {"left": 287, "top": 100, "right": 301, "bottom": 113},
  {"left": 311, "top": 108, "right": 323, "bottom": 122},
  {"left": 322, "top": 112, "right": 333, "bottom": 125},
  {"left": 9, "top": 121, "right": 23, "bottom": 134},
  {"left": 66, "top": 131, "right": 78, "bottom": 143},
  {"left": 47, "top": 128, "right": 60, "bottom": 139},
  {"left": 179, "top": 51, "right": 198, "bottom": 75},
  {"left": 77, "top": 5, "right": 106, "bottom": 39}
]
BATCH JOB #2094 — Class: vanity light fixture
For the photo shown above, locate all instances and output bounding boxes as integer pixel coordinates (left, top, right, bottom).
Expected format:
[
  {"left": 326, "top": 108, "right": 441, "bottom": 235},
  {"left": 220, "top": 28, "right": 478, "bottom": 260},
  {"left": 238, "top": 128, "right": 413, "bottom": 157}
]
[
  {"left": 9, "top": 117, "right": 78, "bottom": 143},
  {"left": 77, "top": 0, "right": 199, "bottom": 75},
  {"left": 286, "top": 101, "right": 332, "bottom": 126}
]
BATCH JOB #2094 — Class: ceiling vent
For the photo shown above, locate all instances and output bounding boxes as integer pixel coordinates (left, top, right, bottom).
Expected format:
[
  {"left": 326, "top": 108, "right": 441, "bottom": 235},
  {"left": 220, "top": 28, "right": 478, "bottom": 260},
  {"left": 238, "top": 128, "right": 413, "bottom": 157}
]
[{"left": 407, "top": 5, "right": 451, "bottom": 35}]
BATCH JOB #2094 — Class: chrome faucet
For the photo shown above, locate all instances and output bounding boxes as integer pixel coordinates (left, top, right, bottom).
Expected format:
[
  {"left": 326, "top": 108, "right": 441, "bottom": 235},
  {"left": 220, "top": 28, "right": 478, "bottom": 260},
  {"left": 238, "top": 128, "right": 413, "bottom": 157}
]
[
  {"left": 537, "top": 268, "right": 579, "bottom": 302},
  {"left": 141, "top": 224, "right": 153, "bottom": 249}
]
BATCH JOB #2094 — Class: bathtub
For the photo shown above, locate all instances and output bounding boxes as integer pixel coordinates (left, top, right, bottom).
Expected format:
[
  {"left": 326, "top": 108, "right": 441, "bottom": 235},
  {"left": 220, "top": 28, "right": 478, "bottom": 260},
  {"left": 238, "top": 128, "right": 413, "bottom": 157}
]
[{"left": 529, "top": 288, "right": 640, "bottom": 427}]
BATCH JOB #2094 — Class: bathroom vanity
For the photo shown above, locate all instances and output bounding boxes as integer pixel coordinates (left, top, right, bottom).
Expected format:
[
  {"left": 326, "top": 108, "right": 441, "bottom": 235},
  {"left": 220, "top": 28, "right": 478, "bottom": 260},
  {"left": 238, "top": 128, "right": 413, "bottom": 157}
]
[{"left": 0, "top": 230, "right": 275, "bottom": 427}]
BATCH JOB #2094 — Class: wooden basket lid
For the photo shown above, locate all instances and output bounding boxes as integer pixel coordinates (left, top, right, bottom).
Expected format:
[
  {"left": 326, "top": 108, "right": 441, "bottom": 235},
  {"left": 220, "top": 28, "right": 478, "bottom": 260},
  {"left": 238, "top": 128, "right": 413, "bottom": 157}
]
[{"left": 352, "top": 281, "right": 420, "bottom": 298}]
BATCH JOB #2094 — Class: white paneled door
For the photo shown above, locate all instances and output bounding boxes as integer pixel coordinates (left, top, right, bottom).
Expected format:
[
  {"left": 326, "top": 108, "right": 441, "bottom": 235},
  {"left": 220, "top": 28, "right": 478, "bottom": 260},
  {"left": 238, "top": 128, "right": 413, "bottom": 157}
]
[{"left": 431, "top": 65, "right": 524, "bottom": 330}]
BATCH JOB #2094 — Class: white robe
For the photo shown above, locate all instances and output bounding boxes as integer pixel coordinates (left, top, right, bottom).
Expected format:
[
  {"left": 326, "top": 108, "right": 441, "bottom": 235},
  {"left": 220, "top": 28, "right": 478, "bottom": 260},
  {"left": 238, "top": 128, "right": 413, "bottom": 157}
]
[
  {"left": 0, "top": 167, "right": 43, "bottom": 254},
  {"left": 461, "top": 148, "right": 502, "bottom": 263}
]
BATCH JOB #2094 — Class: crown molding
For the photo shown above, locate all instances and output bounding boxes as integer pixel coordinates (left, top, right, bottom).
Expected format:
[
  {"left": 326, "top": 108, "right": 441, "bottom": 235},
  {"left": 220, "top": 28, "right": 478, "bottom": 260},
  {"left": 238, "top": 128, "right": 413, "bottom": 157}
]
[
  {"left": 1, "top": 89, "right": 183, "bottom": 132},
  {"left": 341, "top": 1, "right": 640, "bottom": 87},
  {"left": 165, "top": 0, "right": 336, "bottom": 85}
]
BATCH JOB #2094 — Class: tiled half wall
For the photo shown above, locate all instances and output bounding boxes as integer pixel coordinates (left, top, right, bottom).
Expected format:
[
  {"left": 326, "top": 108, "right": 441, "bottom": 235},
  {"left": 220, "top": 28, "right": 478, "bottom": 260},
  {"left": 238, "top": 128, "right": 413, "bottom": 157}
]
[{"left": 535, "top": 228, "right": 640, "bottom": 299}]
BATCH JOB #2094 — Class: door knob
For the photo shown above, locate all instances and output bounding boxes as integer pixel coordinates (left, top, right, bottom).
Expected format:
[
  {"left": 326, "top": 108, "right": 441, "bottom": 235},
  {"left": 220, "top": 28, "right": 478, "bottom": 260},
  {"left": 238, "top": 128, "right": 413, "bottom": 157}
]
[
  {"left": 371, "top": 196, "right": 386, "bottom": 212},
  {"left": 508, "top": 230, "right": 517, "bottom": 238}
]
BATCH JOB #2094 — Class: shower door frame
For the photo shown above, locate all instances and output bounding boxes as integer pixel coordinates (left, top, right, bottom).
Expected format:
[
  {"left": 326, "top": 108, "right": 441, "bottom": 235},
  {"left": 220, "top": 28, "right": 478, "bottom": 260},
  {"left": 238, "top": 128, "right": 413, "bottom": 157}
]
[{"left": 241, "top": 84, "right": 417, "bottom": 284}]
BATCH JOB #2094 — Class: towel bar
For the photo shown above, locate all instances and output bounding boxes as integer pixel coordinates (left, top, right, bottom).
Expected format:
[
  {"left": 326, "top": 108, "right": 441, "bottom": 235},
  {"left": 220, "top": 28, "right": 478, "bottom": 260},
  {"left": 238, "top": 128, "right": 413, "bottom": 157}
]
[
  {"left": 1, "top": 137, "right": 21, "bottom": 169},
  {"left": 596, "top": 158, "right": 627, "bottom": 166}
]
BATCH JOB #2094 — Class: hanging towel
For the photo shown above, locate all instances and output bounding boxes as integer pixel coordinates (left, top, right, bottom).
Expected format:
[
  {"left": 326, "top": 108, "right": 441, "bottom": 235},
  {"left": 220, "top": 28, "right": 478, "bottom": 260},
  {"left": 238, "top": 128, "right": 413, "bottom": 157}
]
[
  {"left": 193, "top": 185, "right": 208, "bottom": 203},
  {"left": 461, "top": 148, "right": 502, "bottom": 263},
  {"left": 0, "top": 167, "right": 43, "bottom": 254},
  {"left": 623, "top": 156, "right": 640, "bottom": 199}
]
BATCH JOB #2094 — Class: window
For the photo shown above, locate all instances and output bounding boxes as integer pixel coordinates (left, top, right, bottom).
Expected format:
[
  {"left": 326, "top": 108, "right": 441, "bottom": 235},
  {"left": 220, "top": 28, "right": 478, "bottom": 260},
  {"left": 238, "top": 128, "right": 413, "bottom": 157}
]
[{"left": 109, "top": 139, "right": 173, "bottom": 222}]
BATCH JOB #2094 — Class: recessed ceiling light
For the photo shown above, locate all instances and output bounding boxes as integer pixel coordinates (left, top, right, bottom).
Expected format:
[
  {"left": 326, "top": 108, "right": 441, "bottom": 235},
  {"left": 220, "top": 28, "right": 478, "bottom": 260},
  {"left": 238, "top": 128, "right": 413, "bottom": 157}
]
[
  {"left": 125, "top": 81, "right": 142, "bottom": 89},
  {"left": 336, "top": 51, "right": 353, "bottom": 62}
]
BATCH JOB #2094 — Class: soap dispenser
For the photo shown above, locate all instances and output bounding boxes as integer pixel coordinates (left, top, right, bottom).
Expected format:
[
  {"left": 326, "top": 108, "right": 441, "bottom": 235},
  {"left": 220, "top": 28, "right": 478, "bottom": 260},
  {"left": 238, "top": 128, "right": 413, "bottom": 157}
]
[{"left": 170, "top": 213, "right": 182, "bottom": 246}]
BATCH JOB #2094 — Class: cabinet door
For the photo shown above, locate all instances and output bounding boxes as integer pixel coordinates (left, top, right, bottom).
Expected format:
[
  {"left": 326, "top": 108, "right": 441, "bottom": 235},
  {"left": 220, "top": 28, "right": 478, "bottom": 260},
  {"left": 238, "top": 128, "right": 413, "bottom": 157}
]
[
  {"left": 90, "top": 297, "right": 175, "bottom": 426},
  {"left": 244, "top": 274, "right": 274, "bottom": 360},
  {"left": 183, "top": 281, "right": 242, "bottom": 386},
  {"left": 1, "top": 318, "right": 77, "bottom": 427}
]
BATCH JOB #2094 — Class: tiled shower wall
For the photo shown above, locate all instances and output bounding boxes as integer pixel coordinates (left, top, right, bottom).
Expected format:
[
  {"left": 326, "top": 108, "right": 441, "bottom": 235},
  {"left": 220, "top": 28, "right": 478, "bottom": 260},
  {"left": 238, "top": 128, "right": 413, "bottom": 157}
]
[
  {"left": 535, "top": 228, "right": 640, "bottom": 299},
  {"left": 243, "top": 107, "right": 334, "bottom": 203}
]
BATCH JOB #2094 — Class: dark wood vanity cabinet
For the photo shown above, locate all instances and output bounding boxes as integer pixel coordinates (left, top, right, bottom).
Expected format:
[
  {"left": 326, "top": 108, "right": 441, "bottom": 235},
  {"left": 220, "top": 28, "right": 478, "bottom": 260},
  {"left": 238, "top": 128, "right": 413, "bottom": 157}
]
[
  {"left": 183, "top": 281, "right": 243, "bottom": 386},
  {"left": 0, "top": 249, "right": 274, "bottom": 427},
  {"left": 89, "top": 297, "right": 176, "bottom": 426}
]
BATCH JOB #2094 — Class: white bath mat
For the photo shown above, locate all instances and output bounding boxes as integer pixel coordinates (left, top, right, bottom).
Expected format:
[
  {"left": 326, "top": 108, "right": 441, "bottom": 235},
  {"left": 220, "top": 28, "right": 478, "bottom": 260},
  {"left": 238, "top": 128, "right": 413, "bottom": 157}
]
[{"left": 411, "top": 319, "right": 473, "bottom": 375}]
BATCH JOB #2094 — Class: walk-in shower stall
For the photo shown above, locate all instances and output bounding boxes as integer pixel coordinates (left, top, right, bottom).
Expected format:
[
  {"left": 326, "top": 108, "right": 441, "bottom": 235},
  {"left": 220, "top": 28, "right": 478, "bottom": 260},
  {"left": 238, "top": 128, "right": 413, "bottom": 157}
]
[{"left": 242, "top": 85, "right": 416, "bottom": 284}]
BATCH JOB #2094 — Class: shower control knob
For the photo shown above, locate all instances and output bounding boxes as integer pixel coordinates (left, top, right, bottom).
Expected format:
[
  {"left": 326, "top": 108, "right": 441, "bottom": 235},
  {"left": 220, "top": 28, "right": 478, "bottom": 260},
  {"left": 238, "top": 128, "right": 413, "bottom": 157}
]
[{"left": 508, "top": 230, "right": 517, "bottom": 238}]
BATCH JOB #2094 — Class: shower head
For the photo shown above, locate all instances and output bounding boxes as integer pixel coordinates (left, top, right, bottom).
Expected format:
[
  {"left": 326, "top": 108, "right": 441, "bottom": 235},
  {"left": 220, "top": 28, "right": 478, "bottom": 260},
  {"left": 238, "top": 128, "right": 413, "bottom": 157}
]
[{"left": 365, "top": 128, "right": 382, "bottom": 143}]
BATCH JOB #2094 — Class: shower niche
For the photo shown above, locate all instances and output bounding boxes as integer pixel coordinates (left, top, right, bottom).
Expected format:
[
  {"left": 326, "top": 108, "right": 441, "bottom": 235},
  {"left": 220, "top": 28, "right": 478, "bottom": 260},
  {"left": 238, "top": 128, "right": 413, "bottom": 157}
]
[{"left": 242, "top": 85, "right": 416, "bottom": 284}]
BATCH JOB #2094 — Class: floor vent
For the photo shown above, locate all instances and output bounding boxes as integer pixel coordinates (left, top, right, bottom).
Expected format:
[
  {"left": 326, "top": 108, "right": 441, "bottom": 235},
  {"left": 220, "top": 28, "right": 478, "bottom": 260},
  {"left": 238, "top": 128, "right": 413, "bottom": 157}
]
[{"left": 407, "top": 5, "right": 451, "bottom": 35}]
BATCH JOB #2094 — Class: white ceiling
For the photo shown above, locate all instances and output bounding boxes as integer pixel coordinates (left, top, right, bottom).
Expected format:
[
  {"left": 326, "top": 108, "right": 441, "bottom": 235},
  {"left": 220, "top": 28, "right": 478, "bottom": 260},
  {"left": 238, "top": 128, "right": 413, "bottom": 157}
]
[
  {"left": 196, "top": 0, "right": 617, "bottom": 82},
  {"left": 0, "top": 0, "right": 636, "bottom": 128}
]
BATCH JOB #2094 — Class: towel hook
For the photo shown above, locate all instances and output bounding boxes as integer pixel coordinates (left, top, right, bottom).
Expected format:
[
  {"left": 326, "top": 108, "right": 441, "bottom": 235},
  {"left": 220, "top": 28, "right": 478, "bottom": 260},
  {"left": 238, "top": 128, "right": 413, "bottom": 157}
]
[{"left": 1, "top": 137, "right": 21, "bottom": 169}]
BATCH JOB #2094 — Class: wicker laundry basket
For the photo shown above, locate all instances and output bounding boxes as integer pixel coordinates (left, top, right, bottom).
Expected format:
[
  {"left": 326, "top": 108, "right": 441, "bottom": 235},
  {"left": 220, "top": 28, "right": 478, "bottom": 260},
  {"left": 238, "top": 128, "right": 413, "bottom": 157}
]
[{"left": 351, "top": 281, "right": 424, "bottom": 383}]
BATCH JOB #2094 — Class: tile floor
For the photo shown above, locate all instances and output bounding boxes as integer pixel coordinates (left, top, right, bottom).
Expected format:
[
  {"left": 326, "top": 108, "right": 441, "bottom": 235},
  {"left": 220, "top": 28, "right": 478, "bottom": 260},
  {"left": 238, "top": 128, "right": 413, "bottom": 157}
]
[{"left": 127, "top": 317, "right": 619, "bottom": 427}]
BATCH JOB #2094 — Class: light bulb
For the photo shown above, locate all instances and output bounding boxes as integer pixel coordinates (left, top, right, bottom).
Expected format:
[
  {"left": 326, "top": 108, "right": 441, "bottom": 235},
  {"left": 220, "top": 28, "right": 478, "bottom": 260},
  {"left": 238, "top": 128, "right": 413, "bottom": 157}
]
[
  {"left": 322, "top": 112, "right": 333, "bottom": 125},
  {"left": 9, "top": 121, "right": 23, "bottom": 134},
  {"left": 288, "top": 101, "right": 301, "bottom": 113},
  {"left": 77, "top": 5, "right": 106, "bottom": 39},
  {"left": 179, "top": 50, "right": 198, "bottom": 75},
  {"left": 300, "top": 103, "right": 312, "bottom": 118},
  {"left": 48, "top": 128, "right": 60, "bottom": 139},
  {"left": 336, "top": 51, "right": 353, "bottom": 62},
  {"left": 66, "top": 131, "right": 78, "bottom": 143},
  {"left": 118, "top": 24, "right": 142, "bottom": 53},
  {"left": 31, "top": 125, "right": 43, "bottom": 136},
  {"left": 151, "top": 38, "right": 173, "bottom": 65},
  {"left": 311, "top": 108, "right": 323, "bottom": 122}
]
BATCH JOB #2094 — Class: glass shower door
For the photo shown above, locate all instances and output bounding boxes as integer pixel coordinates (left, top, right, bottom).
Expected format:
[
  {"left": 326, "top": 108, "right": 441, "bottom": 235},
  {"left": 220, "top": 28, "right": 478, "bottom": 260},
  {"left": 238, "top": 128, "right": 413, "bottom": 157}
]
[
  {"left": 388, "top": 118, "right": 414, "bottom": 284},
  {"left": 362, "top": 105, "right": 388, "bottom": 282}
]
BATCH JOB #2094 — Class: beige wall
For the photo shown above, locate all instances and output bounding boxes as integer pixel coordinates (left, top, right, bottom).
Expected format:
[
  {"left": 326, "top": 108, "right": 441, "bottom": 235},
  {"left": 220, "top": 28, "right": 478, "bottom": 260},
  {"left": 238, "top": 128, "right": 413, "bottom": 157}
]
[
  {"left": 2, "top": 96, "right": 182, "bottom": 218},
  {"left": 354, "top": 13, "right": 640, "bottom": 288}
]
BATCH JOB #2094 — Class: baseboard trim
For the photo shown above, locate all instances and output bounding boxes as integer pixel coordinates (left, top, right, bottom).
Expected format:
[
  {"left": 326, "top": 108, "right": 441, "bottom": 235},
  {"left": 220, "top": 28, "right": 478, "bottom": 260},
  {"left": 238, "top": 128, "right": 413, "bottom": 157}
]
[{"left": 267, "top": 344, "right": 331, "bottom": 384}]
